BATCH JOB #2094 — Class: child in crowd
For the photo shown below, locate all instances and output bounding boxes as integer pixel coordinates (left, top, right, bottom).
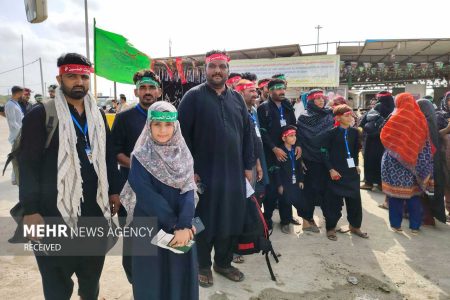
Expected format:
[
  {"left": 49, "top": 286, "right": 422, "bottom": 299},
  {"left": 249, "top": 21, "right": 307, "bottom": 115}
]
[
  {"left": 122, "top": 101, "right": 198, "bottom": 300},
  {"left": 276, "top": 125, "right": 305, "bottom": 234},
  {"left": 321, "top": 104, "right": 368, "bottom": 241}
]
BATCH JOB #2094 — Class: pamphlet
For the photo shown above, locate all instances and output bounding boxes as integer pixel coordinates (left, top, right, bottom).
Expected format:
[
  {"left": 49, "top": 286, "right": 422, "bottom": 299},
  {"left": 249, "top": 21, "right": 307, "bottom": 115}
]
[{"left": 150, "top": 229, "right": 195, "bottom": 254}]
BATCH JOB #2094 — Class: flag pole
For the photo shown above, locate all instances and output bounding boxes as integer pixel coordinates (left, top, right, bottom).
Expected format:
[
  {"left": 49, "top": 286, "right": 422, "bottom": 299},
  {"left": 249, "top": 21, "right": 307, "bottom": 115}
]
[{"left": 93, "top": 18, "right": 97, "bottom": 99}]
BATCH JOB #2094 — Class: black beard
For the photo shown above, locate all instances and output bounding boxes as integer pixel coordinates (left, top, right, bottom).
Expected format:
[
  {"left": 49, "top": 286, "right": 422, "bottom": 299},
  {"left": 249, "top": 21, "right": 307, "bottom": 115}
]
[
  {"left": 61, "top": 84, "right": 87, "bottom": 100},
  {"left": 206, "top": 74, "right": 227, "bottom": 89}
]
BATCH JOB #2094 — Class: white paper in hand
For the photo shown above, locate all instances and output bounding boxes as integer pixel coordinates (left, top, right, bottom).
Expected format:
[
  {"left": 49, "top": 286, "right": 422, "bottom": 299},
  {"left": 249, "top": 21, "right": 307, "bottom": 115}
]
[{"left": 246, "top": 178, "right": 254, "bottom": 198}]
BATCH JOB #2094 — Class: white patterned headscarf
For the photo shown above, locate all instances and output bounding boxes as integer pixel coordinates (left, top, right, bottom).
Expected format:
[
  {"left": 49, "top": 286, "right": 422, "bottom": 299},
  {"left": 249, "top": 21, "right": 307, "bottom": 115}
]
[
  {"left": 54, "top": 87, "right": 111, "bottom": 229},
  {"left": 120, "top": 101, "right": 195, "bottom": 221}
]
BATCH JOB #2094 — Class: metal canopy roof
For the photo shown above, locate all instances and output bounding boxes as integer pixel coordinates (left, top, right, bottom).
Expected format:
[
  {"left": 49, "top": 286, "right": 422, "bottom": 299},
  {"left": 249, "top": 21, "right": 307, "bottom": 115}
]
[
  {"left": 154, "top": 44, "right": 302, "bottom": 63},
  {"left": 337, "top": 39, "right": 450, "bottom": 64}
]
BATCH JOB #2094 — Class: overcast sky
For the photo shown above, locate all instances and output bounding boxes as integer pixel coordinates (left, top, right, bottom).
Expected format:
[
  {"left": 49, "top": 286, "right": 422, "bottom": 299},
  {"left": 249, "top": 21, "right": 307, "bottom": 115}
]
[{"left": 0, "top": 0, "right": 449, "bottom": 100}]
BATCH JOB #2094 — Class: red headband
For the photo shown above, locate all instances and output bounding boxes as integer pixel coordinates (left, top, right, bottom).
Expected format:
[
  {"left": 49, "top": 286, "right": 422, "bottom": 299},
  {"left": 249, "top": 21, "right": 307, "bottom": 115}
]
[
  {"left": 205, "top": 53, "right": 231, "bottom": 63},
  {"left": 59, "top": 64, "right": 93, "bottom": 75},
  {"left": 235, "top": 83, "right": 255, "bottom": 92},
  {"left": 376, "top": 92, "right": 392, "bottom": 98},
  {"left": 282, "top": 129, "right": 296, "bottom": 137},
  {"left": 335, "top": 111, "right": 353, "bottom": 116},
  {"left": 258, "top": 81, "right": 269, "bottom": 89},
  {"left": 307, "top": 91, "right": 324, "bottom": 100},
  {"left": 226, "top": 76, "right": 241, "bottom": 85}
]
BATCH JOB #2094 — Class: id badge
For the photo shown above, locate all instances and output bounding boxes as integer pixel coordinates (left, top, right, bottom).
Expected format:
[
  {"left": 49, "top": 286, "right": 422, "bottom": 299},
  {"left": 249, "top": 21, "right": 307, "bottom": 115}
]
[
  {"left": 280, "top": 119, "right": 287, "bottom": 127},
  {"left": 292, "top": 175, "right": 296, "bottom": 184},
  {"left": 347, "top": 157, "right": 355, "bottom": 168},
  {"left": 255, "top": 126, "right": 261, "bottom": 138},
  {"left": 85, "top": 147, "right": 93, "bottom": 164}
]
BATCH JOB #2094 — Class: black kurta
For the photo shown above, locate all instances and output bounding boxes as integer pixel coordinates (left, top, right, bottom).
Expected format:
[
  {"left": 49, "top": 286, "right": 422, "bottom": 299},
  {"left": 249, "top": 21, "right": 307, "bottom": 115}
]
[
  {"left": 257, "top": 97, "right": 298, "bottom": 169},
  {"left": 320, "top": 126, "right": 360, "bottom": 199},
  {"left": 275, "top": 145, "right": 305, "bottom": 208},
  {"left": 19, "top": 104, "right": 120, "bottom": 217},
  {"left": 178, "top": 83, "right": 254, "bottom": 241},
  {"left": 111, "top": 105, "right": 148, "bottom": 185}
]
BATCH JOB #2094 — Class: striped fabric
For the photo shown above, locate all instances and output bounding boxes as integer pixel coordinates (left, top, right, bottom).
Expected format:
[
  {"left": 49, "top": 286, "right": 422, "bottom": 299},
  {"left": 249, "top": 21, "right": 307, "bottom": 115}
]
[{"left": 54, "top": 88, "right": 111, "bottom": 229}]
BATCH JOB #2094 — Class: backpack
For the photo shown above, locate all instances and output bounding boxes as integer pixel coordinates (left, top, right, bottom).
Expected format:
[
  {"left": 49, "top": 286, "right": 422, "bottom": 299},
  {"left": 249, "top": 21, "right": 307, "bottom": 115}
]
[
  {"left": 235, "top": 195, "right": 279, "bottom": 281},
  {"left": 363, "top": 109, "right": 385, "bottom": 136},
  {"left": 2, "top": 99, "right": 58, "bottom": 185},
  {"left": 4, "top": 99, "right": 58, "bottom": 244}
]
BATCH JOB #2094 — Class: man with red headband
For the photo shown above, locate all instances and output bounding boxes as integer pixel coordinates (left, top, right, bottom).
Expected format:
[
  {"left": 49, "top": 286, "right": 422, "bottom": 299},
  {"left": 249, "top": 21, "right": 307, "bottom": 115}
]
[
  {"left": 257, "top": 78, "right": 302, "bottom": 233},
  {"left": 233, "top": 79, "right": 268, "bottom": 264},
  {"left": 178, "top": 50, "right": 254, "bottom": 287},
  {"left": 235, "top": 80, "right": 266, "bottom": 188},
  {"left": 257, "top": 78, "right": 271, "bottom": 104},
  {"left": 19, "top": 53, "right": 121, "bottom": 299},
  {"left": 226, "top": 73, "right": 242, "bottom": 90}
]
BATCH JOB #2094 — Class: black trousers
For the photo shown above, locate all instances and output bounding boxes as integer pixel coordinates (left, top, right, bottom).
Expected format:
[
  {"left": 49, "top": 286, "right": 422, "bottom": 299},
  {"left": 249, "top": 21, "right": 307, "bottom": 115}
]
[
  {"left": 301, "top": 159, "right": 327, "bottom": 221},
  {"left": 35, "top": 255, "right": 105, "bottom": 300},
  {"left": 263, "top": 172, "right": 292, "bottom": 225},
  {"left": 196, "top": 233, "right": 237, "bottom": 269},
  {"left": 324, "top": 190, "right": 363, "bottom": 231},
  {"left": 117, "top": 205, "right": 133, "bottom": 284}
]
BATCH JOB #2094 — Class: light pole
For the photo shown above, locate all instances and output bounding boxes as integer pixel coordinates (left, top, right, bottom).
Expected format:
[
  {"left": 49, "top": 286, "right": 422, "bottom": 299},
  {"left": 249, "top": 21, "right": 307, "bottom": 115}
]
[
  {"left": 84, "top": 0, "right": 90, "bottom": 60},
  {"left": 315, "top": 25, "right": 323, "bottom": 53},
  {"left": 21, "top": 34, "right": 25, "bottom": 87},
  {"left": 39, "top": 57, "right": 44, "bottom": 96}
]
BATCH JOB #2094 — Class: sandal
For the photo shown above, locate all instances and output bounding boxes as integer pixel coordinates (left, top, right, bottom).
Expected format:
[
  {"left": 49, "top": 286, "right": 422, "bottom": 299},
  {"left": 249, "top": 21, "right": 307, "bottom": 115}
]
[
  {"left": 350, "top": 229, "right": 369, "bottom": 239},
  {"left": 198, "top": 268, "right": 213, "bottom": 288},
  {"left": 391, "top": 227, "right": 403, "bottom": 233},
  {"left": 349, "top": 225, "right": 369, "bottom": 239},
  {"left": 378, "top": 203, "right": 388, "bottom": 210},
  {"left": 303, "top": 225, "right": 320, "bottom": 233},
  {"left": 213, "top": 263, "right": 244, "bottom": 282},
  {"left": 338, "top": 226, "right": 350, "bottom": 233},
  {"left": 232, "top": 254, "right": 245, "bottom": 264},
  {"left": 360, "top": 183, "right": 373, "bottom": 190},
  {"left": 327, "top": 230, "right": 337, "bottom": 241}
]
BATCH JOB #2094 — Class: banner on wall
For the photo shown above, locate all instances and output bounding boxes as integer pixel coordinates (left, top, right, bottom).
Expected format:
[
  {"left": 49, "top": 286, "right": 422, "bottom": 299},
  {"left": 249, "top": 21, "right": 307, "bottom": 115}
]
[{"left": 229, "top": 55, "right": 340, "bottom": 88}]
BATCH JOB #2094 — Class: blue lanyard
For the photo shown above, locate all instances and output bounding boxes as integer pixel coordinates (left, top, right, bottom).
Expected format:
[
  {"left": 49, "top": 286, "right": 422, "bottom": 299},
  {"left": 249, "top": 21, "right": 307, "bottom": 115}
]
[
  {"left": 288, "top": 148, "right": 296, "bottom": 173},
  {"left": 135, "top": 105, "right": 147, "bottom": 118},
  {"left": 70, "top": 113, "right": 89, "bottom": 146},
  {"left": 278, "top": 105, "right": 285, "bottom": 120},
  {"left": 249, "top": 112, "right": 256, "bottom": 124},
  {"left": 343, "top": 128, "right": 351, "bottom": 158}
]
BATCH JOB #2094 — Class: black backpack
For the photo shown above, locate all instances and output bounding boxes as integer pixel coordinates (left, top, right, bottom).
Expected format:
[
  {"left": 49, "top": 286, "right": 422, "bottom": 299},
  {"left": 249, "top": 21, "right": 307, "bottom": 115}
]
[
  {"left": 235, "top": 195, "right": 279, "bottom": 281},
  {"left": 363, "top": 109, "right": 385, "bottom": 136},
  {"left": 2, "top": 99, "right": 58, "bottom": 185},
  {"left": 3, "top": 99, "right": 58, "bottom": 243}
]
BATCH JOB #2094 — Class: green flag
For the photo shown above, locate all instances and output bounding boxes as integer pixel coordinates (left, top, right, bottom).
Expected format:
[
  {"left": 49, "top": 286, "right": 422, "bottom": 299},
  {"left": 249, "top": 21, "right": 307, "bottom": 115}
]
[{"left": 94, "top": 25, "right": 151, "bottom": 84}]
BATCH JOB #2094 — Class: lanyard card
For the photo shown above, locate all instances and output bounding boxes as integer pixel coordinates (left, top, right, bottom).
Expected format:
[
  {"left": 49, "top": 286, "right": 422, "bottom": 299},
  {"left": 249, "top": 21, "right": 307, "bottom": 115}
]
[
  {"left": 85, "top": 147, "right": 93, "bottom": 164},
  {"left": 347, "top": 157, "right": 355, "bottom": 168},
  {"left": 280, "top": 119, "right": 287, "bottom": 127},
  {"left": 255, "top": 126, "right": 261, "bottom": 137}
]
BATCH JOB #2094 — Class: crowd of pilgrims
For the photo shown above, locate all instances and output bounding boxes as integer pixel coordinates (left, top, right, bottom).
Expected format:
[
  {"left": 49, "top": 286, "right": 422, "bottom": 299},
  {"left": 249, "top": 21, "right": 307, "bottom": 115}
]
[{"left": 8, "top": 51, "right": 450, "bottom": 300}]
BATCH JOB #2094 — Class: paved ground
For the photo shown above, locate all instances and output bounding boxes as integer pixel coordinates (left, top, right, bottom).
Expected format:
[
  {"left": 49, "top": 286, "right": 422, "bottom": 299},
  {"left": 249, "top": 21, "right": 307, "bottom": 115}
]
[{"left": 0, "top": 116, "right": 450, "bottom": 300}]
